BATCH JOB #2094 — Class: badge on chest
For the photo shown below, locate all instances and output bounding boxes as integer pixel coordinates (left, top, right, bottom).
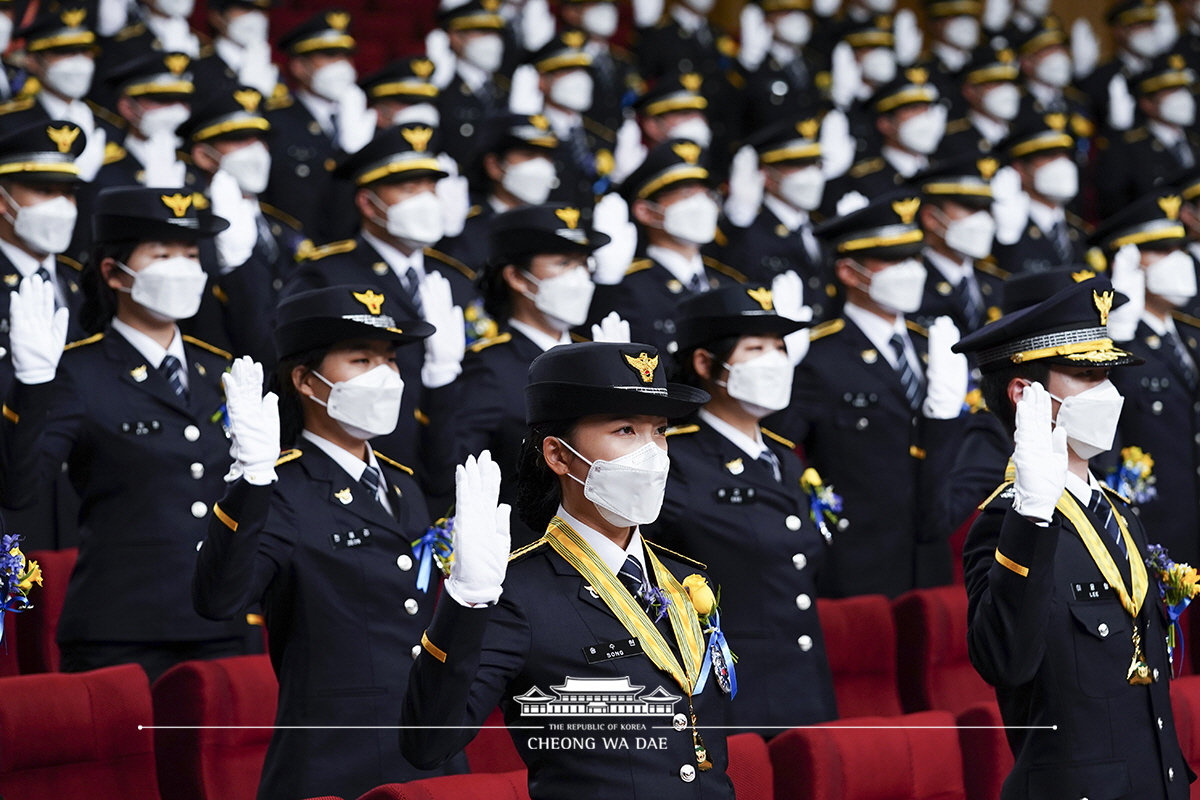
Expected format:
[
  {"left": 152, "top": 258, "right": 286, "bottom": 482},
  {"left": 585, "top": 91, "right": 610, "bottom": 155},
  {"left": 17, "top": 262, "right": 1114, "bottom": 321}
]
[
  {"left": 715, "top": 487, "right": 757, "bottom": 504},
  {"left": 1071, "top": 581, "right": 1113, "bottom": 601},
  {"left": 583, "top": 637, "right": 645, "bottom": 663},
  {"left": 330, "top": 528, "right": 373, "bottom": 550}
]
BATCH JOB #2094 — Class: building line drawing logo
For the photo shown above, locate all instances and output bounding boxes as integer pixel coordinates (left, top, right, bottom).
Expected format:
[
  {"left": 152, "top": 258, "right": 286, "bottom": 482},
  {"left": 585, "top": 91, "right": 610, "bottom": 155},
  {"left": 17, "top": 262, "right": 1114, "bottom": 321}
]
[{"left": 514, "top": 677, "right": 681, "bottom": 717}]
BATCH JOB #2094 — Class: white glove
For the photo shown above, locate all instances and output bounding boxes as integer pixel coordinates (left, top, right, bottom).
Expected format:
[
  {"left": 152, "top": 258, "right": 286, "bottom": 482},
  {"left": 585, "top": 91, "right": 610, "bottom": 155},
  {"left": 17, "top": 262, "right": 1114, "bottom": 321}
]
[
  {"left": 335, "top": 85, "right": 378, "bottom": 154},
  {"left": 923, "top": 316, "right": 969, "bottom": 420},
  {"left": 238, "top": 38, "right": 280, "bottom": 97},
  {"left": 507, "top": 64, "right": 544, "bottom": 115},
  {"left": 991, "top": 166, "right": 1031, "bottom": 246},
  {"left": 211, "top": 170, "right": 259, "bottom": 272},
  {"left": 98, "top": 0, "right": 130, "bottom": 36},
  {"left": 419, "top": 271, "right": 466, "bottom": 388},
  {"left": 9, "top": 274, "right": 68, "bottom": 385},
  {"left": 437, "top": 174, "right": 470, "bottom": 238},
  {"left": 445, "top": 451, "right": 511, "bottom": 606},
  {"left": 591, "top": 193, "right": 639, "bottom": 285},
  {"left": 611, "top": 118, "right": 647, "bottom": 184},
  {"left": 74, "top": 127, "right": 106, "bottom": 183},
  {"left": 1071, "top": 18, "right": 1099, "bottom": 80},
  {"left": 1108, "top": 73, "right": 1135, "bottom": 131},
  {"left": 894, "top": 9, "right": 923, "bottom": 67},
  {"left": 1011, "top": 381, "right": 1068, "bottom": 523},
  {"left": 633, "top": 0, "right": 665, "bottom": 28},
  {"left": 1156, "top": 0, "right": 1180, "bottom": 52},
  {"left": 813, "top": 0, "right": 841, "bottom": 19},
  {"left": 830, "top": 42, "right": 863, "bottom": 111},
  {"left": 425, "top": 28, "right": 457, "bottom": 90},
  {"left": 836, "top": 189, "right": 870, "bottom": 216},
  {"left": 738, "top": 3, "right": 771, "bottom": 71},
  {"left": 819, "top": 108, "right": 854, "bottom": 179},
  {"left": 1107, "top": 244, "right": 1144, "bottom": 342},
  {"left": 221, "top": 356, "right": 280, "bottom": 486},
  {"left": 591, "top": 311, "right": 631, "bottom": 342},
  {"left": 771, "top": 270, "right": 814, "bottom": 364},
  {"left": 983, "top": 0, "right": 1012, "bottom": 33},
  {"left": 521, "top": 0, "right": 557, "bottom": 51},
  {"left": 140, "top": 131, "right": 187, "bottom": 188},
  {"left": 725, "top": 145, "right": 763, "bottom": 228}
]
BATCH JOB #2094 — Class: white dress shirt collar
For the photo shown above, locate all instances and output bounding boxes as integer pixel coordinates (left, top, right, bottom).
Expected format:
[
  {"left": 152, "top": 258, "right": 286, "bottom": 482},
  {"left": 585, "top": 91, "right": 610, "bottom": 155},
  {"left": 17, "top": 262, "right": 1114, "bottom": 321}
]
[
  {"left": 0, "top": 237, "right": 54, "bottom": 281},
  {"left": 967, "top": 110, "right": 1009, "bottom": 145},
  {"left": 297, "top": 90, "right": 336, "bottom": 136},
  {"left": 557, "top": 504, "right": 648, "bottom": 579},
  {"left": 1027, "top": 197, "right": 1066, "bottom": 233},
  {"left": 300, "top": 429, "right": 393, "bottom": 512},
  {"left": 1064, "top": 468, "right": 1103, "bottom": 507},
  {"left": 699, "top": 408, "right": 769, "bottom": 460},
  {"left": 763, "top": 193, "right": 808, "bottom": 231},
  {"left": 363, "top": 230, "right": 425, "bottom": 284},
  {"left": 881, "top": 145, "right": 927, "bottom": 178},
  {"left": 844, "top": 301, "right": 913, "bottom": 369},
  {"left": 509, "top": 318, "right": 571, "bottom": 352},
  {"left": 111, "top": 317, "right": 188, "bottom": 390},
  {"left": 646, "top": 244, "right": 704, "bottom": 285},
  {"left": 925, "top": 247, "right": 972, "bottom": 285}
]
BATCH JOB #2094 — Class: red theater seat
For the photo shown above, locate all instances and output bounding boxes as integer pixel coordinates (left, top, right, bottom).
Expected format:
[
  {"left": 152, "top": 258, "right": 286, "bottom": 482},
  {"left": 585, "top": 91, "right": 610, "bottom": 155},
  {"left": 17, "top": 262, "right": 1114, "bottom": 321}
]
[
  {"left": 0, "top": 626, "right": 16, "bottom": 676},
  {"left": 956, "top": 701, "right": 1013, "bottom": 800},
  {"left": 464, "top": 706, "right": 525, "bottom": 773},
  {"left": 152, "top": 655, "right": 279, "bottom": 800},
  {"left": 355, "top": 769, "right": 530, "bottom": 800},
  {"left": 892, "top": 586, "right": 994, "bottom": 715},
  {"left": 17, "top": 547, "right": 76, "bottom": 674},
  {"left": 727, "top": 732, "right": 773, "bottom": 800},
  {"left": 1171, "top": 674, "right": 1200, "bottom": 799},
  {"left": 0, "top": 664, "right": 160, "bottom": 799},
  {"left": 768, "top": 710, "right": 967, "bottom": 800},
  {"left": 818, "top": 595, "right": 903, "bottom": 717}
]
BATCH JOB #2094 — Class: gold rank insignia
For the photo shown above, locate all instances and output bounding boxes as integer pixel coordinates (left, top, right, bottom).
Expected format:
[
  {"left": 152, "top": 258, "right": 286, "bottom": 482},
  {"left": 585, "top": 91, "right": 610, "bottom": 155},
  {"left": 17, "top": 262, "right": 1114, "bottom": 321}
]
[
  {"left": 335, "top": 487, "right": 353, "bottom": 504},
  {"left": 352, "top": 289, "right": 386, "bottom": 315},
  {"left": 161, "top": 193, "right": 193, "bottom": 218},
  {"left": 130, "top": 364, "right": 148, "bottom": 382},
  {"left": 531, "top": 114, "right": 549, "bottom": 130},
  {"left": 746, "top": 287, "right": 773, "bottom": 310},
  {"left": 46, "top": 125, "right": 80, "bottom": 154},
  {"left": 624, "top": 351, "right": 659, "bottom": 383},
  {"left": 725, "top": 457, "right": 744, "bottom": 475},
  {"left": 1094, "top": 290, "right": 1114, "bottom": 325},
  {"left": 372, "top": 262, "right": 388, "bottom": 276},
  {"left": 401, "top": 125, "right": 433, "bottom": 152},
  {"left": 3, "top": 274, "right": 17, "bottom": 287}
]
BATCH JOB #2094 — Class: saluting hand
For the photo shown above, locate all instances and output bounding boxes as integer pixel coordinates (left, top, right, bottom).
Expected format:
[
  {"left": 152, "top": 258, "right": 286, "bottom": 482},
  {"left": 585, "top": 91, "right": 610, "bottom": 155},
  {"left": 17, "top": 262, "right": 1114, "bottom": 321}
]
[
  {"left": 1106, "top": 244, "right": 1144, "bottom": 343},
  {"left": 9, "top": 274, "right": 68, "bottom": 386},
  {"left": 591, "top": 311, "right": 631, "bottom": 343},
  {"left": 446, "top": 451, "right": 511, "bottom": 606},
  {"left": 222, "top": 356, "right": 280, "bottom": 486},
  {"left": 1012, "top": 382, "right": 1068, "bottom": 523}
]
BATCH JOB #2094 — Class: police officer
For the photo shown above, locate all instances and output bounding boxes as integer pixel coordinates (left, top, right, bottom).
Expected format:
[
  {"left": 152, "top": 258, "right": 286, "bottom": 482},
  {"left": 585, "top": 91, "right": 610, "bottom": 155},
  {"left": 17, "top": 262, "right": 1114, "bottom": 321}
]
[
  {"left": 436, "top": 0, "right": 513, "bottom": 171},
  {"left": 955, "top": 274, "right": 1192, "bottom": 800},
  {"left": 557, "top": 0, "right": 642, "bottom": 138},
  {"left": 914, "top": 0, "right": 982, "bottom": 114},
  {"left": 937, "top": 44, "right": 1021, "bottom": 159},
  {"left": 401, "top": 341, "right": 738, "bottom": 799},
  {"left": 91, "top": 0, "right": 211, "bottom": 110},
  {"left": 632, "top": 71, "right": 713, "bottom": 153},
  {"left": 194, "top": 288, "right": 469, "bottom": 799},
  {"left": 738, "top": 0, "right": 829, "bottom": 136},
  {"left": 1, "top": 186, "right": 254, "bottom": 681},
  {"left": 192, "top": 0, "right": 277, "bottom": 97},
  {"left": 647, "top": 284, "right": 837, "bottom": 734},
  {"left": 359, "top": 56, "right": 442, "bottom": 131},
  {"left": 1077, "top": 0, "right": 1164, "bottom": 128}
]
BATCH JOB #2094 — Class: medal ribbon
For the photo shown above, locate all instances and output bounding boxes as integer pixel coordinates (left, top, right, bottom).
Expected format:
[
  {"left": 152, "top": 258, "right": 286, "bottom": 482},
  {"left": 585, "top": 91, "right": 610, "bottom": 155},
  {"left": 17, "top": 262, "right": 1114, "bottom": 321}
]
[
  {"left": 544, "top": 517, "right": 704, "bottom": 695},
  {"left": 1056, "top": 490, "right": 1147, "bottom": 618}
]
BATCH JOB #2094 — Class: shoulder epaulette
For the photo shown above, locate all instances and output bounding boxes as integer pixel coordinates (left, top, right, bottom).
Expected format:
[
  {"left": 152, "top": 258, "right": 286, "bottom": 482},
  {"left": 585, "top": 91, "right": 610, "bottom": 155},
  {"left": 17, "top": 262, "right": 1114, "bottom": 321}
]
[
  {"left": 305, "top": 239, "right": 357, "bottom": 261},
  {"left": 625, "top": 258, "right": 653, "bottom": 276},
  {"left": 259, "top": 202, "right": 302, "bottom": 232},
  {"left": 509, "top": 537, "right": 549, "bottom": 561},
  {"left": 63, "top": 332, "right": 104, "bottom": 351},
  {"left": 0, "top": 97, "right": 34, "bottom": 116},
  {"left": 944, "top": 117, "right": 971, "bottom": 135},
  {"left": 712, "top": 225, "right": 728, "bottom": 247},
  {"left": 467, "top": 332, "right": 512, "bottom": 353},
  {"left": 1101, "top": 483, "right": 1133, "bottom": 505},
  {"left": 1171, "top": 310, "right": 1200, "bottom": 330},
  {"left": 1063, "top": 86, "right": 1088, "bottom": 103},
  {"left": 761, "top": 427, "right": 795, "bottom": 449},
  {"left": 849, "top": 157, "right": 885, "bottom": 178},
  {"left": 425, "top": 247, "right": 476, "bottom": 280},
  {"left": 665, "top": 423, "right": 700, "bottom": 436},
  {"left": 644, "top": 539, "right": 707, "bottom": 570},
  {"left": 87, "top": 100, "right": 127, "bottom": 130},
  {"left": 974, "top": 259, "right": 1009, "bottom": 280},
  {"left": 182, "top": 335, "right": 232, "bottom": 360},
  {"left": 265, "top": 83, "right": 292, "bottom": 111},
  {"left": 275, "top": 449, "right": 302, "bottom": 466},
  {"left": 809, "top": 318, "right": 845, "bottom": 341},
  {"left": 1123, "top": 126, "right": 1149, "bottom": 143},
  {"left": 702, "top": 256, "right": 747, "bottom": 284},
  {"left": 905, "top": 320, "right": 929, "bottom": 337},
  {"left": 114, "top": 21, "right": 147, "bottom": 41},
  {"left": 102, "top": 141, "right": 126, "bottom": 165},
  {"left": 581, "top": 115, "right": 615, "bottom": 142},
  {"left": 373, "top": 450, "right": 414, "bottom": 475},
  {"left": 1063, "top": 211, "right": 1090, "bottom": 232},
  {"left": 466, "top": 204, "right": 482, "bottom": 219},
  {"left": 56, "top": 255, "right": 83, "bottom": 272},
  {"left": 979, "top": 480, "right": 1014, "bottom": 510},
  {"left": 570, "top": 332, "right": 589, "bottom": 343}
]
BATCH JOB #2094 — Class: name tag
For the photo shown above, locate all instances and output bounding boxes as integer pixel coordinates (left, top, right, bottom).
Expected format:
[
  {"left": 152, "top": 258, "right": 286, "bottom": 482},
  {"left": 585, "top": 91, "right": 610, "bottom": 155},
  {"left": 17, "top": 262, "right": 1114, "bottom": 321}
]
[
  {"left": 583, "top": 638, "right": 645, "bottom": 663},
  {"left": 120, "top": 420, "right": 162, "bottom": 436},
  {"left": 330, "top": 528, "right": 373, "bottom": 550},
  {"left": 1072, "top": 581, "right": 1113, "bottom": 601},
  {"left": 715, "top": 487, "right": 756, "bottom": 505}
]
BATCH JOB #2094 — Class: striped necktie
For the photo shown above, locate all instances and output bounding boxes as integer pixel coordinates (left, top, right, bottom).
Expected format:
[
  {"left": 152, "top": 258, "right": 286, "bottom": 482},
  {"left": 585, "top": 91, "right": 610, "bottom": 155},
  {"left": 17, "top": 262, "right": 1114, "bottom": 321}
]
[
  {"left": 160, "top": 355, "right": 186, "bottom": 399},
  {"left": 361, "top": 464, "right": 384, "bottom": 506},
  {"left": 889, "top": 334, "right": 922, "bottom": 411},
  {"left": 1089, "top": 489, "right": 1127, "bottom": 560}
]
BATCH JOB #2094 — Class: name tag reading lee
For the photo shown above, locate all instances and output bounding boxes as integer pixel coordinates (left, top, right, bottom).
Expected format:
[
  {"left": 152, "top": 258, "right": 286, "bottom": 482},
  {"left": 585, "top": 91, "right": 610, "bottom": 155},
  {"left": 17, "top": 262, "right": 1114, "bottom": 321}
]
[
  {"left": 1072, "top": 581, "right": 1112, "bottom": 601},
  {"left": 584, "top": 638, "right": 645, "bottom": 663}
]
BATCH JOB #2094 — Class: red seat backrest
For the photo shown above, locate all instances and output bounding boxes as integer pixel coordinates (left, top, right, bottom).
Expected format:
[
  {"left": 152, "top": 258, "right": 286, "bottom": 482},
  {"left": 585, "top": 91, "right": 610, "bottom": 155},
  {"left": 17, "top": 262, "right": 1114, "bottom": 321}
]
[
  {"left": 1170, "top": 674, "right": 1200, "bottom": 799},
  {"left": 152, "top": 655, "right": 279, "bottom": 800},
  {"left": 0, "top": 663, "right": 161, "bottom": 800},
  {"left": 893, "top": 586, "right": 994, "bottom": 715},
  {"left": 17, "top": 547, "right": 77, "bottom": 673},
  {"left": 0, "top": 620, "right": 17, "bottom": 677},
  {"left": 768, "top": 710, "right": 967, "bottom": 800},
  {"left": 727, "top": 732, "right": 773, "bottom": 800},
  {"left": 956, "top": 701, "right": 1013, "bottom": 800},
  {"left": 464, "top": 706, "right": 525, "bottom": 774},
  {"left": 356, "top": 769, "right": 530, "bottom": 800},
  {"left": 818, "top": 595, "right": 903, "bottom": 717}
]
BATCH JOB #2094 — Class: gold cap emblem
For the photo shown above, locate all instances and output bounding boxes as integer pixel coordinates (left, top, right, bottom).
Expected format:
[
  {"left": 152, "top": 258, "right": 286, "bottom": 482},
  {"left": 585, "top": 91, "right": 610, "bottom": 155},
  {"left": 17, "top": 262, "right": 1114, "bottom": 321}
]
[
  {"left": 326, "top": 11, "right": 350, "bottom": 31},
  {"left": 401, "top": 125, "right": 433, "bottom": 152},
  {"left": 352, "top": 289, "right": 386, "bottom": 315},
  {"left": 1158, "top": 194, "right": 1182, "bottom": 221},
  {"left": 977, "top": 157, "right": 999, "bottom": 180},
  {"left": 1094, "top": 289, "right": 1114, "bottom": 326},
  {"left": 623, "top": 351, "right": 659, "bottom": 384},
  {"left": 905, "top": 67, "right": 928, "bottom": 84},
  {"left": 746, "top": 287, "right": 774, "bottom": 311},
  {"left": 61, "top": 9, "right": 86, "bottom": 27},
  {"left": 412, "top": 58, "right": 434, "bottom": 79},
  {"left": 680, "top": 73, "right": 703, "bottom": 93},
  {"left": 555, "top": 207, "right": 581, "bottom": 229},
  {"left": 1046, "top": 112, "right": 1067, "bottom": 131},
  {"left": 164, "top": 54, "right": 189, "bottom": 75},
  {"left": 797, "top": 118, "right": 820, "bottom": 139},
  {"left": 672, "top": 141, "right": 701, "bottom": 164},
  {"left": 530, "top": 114, "right": 549, "bottom": 130},
  {"left": 161, "top": 193, "right": 193, "bottom": 218},
  {"left": 563, "top": 30, "right": 586, "bottom": 49},
  {"left": 233, "top": 88, "right": 261, "bottom": 112},
  {"left": 892, "top": 197, "right": 920, "bottom": 224},
  {"left": 1170, "top": 53, "right": 1186, "bottom": 70},
  {"left": 46, "top": 125, "right": 80, "bottom": 154}
]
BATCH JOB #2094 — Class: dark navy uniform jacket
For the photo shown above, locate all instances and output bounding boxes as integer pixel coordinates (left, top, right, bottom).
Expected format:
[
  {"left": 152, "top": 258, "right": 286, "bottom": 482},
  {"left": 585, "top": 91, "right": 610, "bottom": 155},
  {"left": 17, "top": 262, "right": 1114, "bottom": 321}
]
[
  {"left": 0, "top": 327, "right": 246, "bottom": 644},
  {"left": 194, "top": 453, "right": 467, "bottom": 800},
  {"left": 1096, "top": 125, "right": 1200, "bottom": 219},
  {"left": 992, "top": 210, "right": 1089, "bottom": 277},
  {"left": 401, "top": 535, "right": 736, "bottom": 800},
  {"left": 646, "top": 420, "right": 838, "bottom": 734},
  {"left": 437, "top": 73, "right": 510, "bottom": 172},
  {"left": 965, "top": 483, "right": 1192, "bottom": 800},
  {"left": 911, "top": 254, "right": 1008, "bottom": 335}
]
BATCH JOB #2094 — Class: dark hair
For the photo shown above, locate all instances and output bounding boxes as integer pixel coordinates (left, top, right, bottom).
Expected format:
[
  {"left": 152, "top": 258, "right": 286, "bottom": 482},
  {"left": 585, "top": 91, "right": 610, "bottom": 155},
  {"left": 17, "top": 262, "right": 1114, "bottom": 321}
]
[
  {"left": 515, "top": 418, "right": 579, "bottom": 534},
  {"left": 478, "top": 253, "right": 534, "bottom": 322},
  {"left": 271, "top": 345, "right": 333, "bottom": 449},
  {"left": 978, "top": 361, "right": 1052, "bottom": 437},
  {"left": 79, "top": 241, "right": 137, "bottom": 333},
  {"left": 669, "top": 335, "right": 740, "bottom": 390}
]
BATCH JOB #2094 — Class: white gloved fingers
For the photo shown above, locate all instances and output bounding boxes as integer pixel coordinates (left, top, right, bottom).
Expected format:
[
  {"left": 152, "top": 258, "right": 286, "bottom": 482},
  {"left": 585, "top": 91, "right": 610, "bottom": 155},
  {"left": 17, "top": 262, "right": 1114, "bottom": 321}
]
[
  {"left": 1108, "top": 73, "right": 1135, "bottom": 131},
  {"left": 633, "top": 0, "right": 665, "bottom": 28},
  {"left": 770, "top": 270, "right": 805, "bottom": 319},
  {"left": 785, "top": 329, "right": 810, "bottom": 365},
  {"left": 725, "top": 145, "right": 764, "bottom": 228},
  {"left": 508, "top": 64, "right": 544, "bottom": 114},
  {"left": 591, "top": 311, "right": 631, "bottom": 343},
  {"left": 419, "top": 271, "right": 454, "bottom": 319},
  {"left": 983, "top": 0, "right": 1011, "bottom": 33},
  {"left": 738, "top": 3, "right": 771, "bottom": 71},
  {"left": 813, "top": 0, "right": 840, "bottom": 18},
  {"left": 830, "top": 42, "right": 862, "bottom": 110},
  {"left": 437, "top": 174, "right": 470, "bottom": 238},
  {"left": 836, "top": 190, "right": 871, "bottom": 216},
  {"left": 819, "top": 108, "right": 854, "bottom": 179},
  {"left": 1072, "top": 18, "right": 1099, "bottom": 80},
  {"left": 894, "top": 9, "right": 923, "bottom": 66}
]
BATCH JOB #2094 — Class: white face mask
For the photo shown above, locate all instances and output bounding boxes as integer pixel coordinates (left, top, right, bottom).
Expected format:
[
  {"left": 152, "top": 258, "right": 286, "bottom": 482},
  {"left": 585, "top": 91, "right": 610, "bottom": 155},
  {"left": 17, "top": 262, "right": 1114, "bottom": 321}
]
[
  {"left": 661, "top": 192, "right": 719, "bottom": 245},
  {"left": 1049, "top": 380, "right": 1124, "bottom": 460},
  {"left": 581, "top": 3, "right": 619, "bottom": 38},
  {"left": 860, "top": 48, "right": 897, "bottom": 86},
  {"left": 138, "top": 103, "right": 190, "bottom": 138},
  {"left": 1018, "top": 0, "right": 1051, "bottom": 14},
  {"left": 666, "top": 116, "right": 712, "bottom": 147},
  {"left": 118, "top": 257, "right": 207, "bottom": 321},
  {"left": 685, "top": 0, "right": 716, "bottom": 13},
  {"left": 0, "top": 14, "right": 14, "bottom": 54},
  {"left": 1034, "top": 50, "right": 1072, "bottom": 88},
  {"left": 522, "top": 265, "right": 596, "bottom": 330},
  {"left": 225, "top": 10, "right": 269, "bottom": 47},
  {"left": 155, "top": 0, "right": 195, "bottom": 17},
  {"left": 897, "top": 107, "right": 946, "bottom": 155},
  {"left": 218, "top": 140, "right": 271, "bottom": 195},
  {"left": 4, "top": 193, "right": 77, "bottom": 255},
  {"left": 1127, "top": 26, "right": 1164, "bottom": 58},
  {"left": 853, "top": 258, "right": 928, "bottom": 314},
  {"left": 863, "top": 0, "right": 896, "bottom": 12},
  {"left": 981, "top": 83, "right": 1021, "bottom": 121},
  {"left": 549, "top": 70, "right": 594, "bottom": 112},
  {"left": 718, "top": 349, "right": 794, "bottom": 416},
  {"left": 943, "top": 16, "right": 981, "bottom": 50},
  {"left": 463, "top": 32, "right": 504, "bottom": 73},
  {"left": 1145, "top": 249, "right": 1198, "bottom": 306},
  {"left": 44, "top": 54, "right": 95, "bottom": 100},
  {"left": 1032, "top": 156, "right": 1078, "bottom": 203},
  {"left": 392, "top": 103, "right": 440, "bottom": 127},
  {"left": 310, "top": 364, "right": 405, "bottom": 440},
  {"left": 777, "top": 165, "right": 825, "bottom": 211},
  {"left": 940, "top": 208, "right": 997, "bottom": 259},
  {"left": 501, "top": 156, "right": 558, "bottom": 205},
  {"left": 560, "top": 439, "right": 671, "bottom": 528},
  {"left": 1158, "top": 88, "right": 1196, "bottom": 127},
  {"left": 310, "top": 59, "right": 357, "bottom": 101},
  {"left": 774, "top": 11, "right": 812, "bottom": 46},
  {"left": 377, "top": 190, "right": 445, "bottom": 246}
]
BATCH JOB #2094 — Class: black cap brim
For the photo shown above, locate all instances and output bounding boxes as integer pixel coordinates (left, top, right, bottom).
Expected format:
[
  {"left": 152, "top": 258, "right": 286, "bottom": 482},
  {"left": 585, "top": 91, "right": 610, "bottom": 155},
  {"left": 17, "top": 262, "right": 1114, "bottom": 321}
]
[
  {"left": 93, "top": 214, "right": 231, "bottom": 243},
  {"left": 676, "top": 314, "right": 811, "bottom": 352},
  {"left": 275, "top": 316, "right": 434, "bottom": 359},
  {"left": 525, "top": 382, "right": 710, "bottom": 424}
]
